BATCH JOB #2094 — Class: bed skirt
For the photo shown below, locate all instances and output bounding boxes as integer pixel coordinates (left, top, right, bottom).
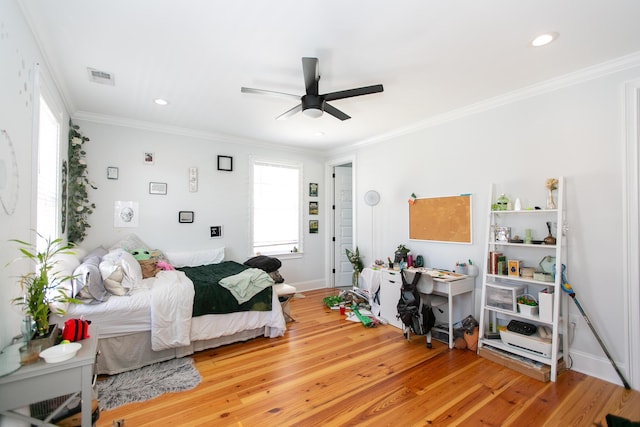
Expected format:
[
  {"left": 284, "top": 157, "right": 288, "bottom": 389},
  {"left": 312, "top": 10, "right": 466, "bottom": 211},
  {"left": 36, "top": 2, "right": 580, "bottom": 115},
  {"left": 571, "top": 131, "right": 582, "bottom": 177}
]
[{"left": 96, "top": 327, "right": 270, "bottom": 375}]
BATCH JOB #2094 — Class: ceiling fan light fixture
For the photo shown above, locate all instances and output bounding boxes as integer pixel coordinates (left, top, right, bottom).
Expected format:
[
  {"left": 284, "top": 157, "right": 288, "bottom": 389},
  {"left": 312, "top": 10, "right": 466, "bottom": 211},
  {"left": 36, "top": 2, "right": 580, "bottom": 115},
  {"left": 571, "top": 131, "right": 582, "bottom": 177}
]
[{"left": 303, "top": 108, "right": 323, "bottom": 118}]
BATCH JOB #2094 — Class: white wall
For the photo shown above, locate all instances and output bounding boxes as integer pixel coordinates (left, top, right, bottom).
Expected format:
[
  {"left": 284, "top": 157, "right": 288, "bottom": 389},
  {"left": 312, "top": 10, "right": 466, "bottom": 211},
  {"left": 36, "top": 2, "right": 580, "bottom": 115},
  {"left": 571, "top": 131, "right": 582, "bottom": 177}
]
[
  {"left": 342, "top": 62, "right": 640, "bottom": 387},
  {"left": 76, "top": 120, "right": 327, "bottom": 290},
  {"left": 0, "top": 0, "right": 69, "bottom": 352}
]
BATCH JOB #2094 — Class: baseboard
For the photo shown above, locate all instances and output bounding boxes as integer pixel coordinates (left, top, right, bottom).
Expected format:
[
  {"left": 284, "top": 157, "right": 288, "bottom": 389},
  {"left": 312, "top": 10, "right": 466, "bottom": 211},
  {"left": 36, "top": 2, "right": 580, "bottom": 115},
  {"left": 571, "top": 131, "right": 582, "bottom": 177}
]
[
  {"left": 286, "top": 279, "right": 328, "bottom": 293},
  {"left": 567, "top": 348, "right": 630, "bottom": 388}
]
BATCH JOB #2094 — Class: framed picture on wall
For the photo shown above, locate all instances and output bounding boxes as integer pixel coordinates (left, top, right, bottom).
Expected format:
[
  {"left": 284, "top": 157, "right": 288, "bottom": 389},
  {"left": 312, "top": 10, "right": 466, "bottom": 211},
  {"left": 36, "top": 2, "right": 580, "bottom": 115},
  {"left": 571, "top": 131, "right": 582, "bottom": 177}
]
[
  {"left": 149, "top": 182, "right": 167, "bottom": 195},
  {"left": 309, "top": 220, "right": 319, "bottom": 233},
  {"left": 309, "top": 201, "right": 318, "bottom": 215},
  {"left": 178, "top": 211, "right": 194, "bottom": 223},
  {"left": 217, "top": 155, "right": 233, "bottom": 171},
  {"left": 114, "top": 201, "right": 139, "bottom": 228},
  {"left": 144, "top": 152, "right": 155, "bottom": 165},
  {"left": 309, "top": 183, "right": 318, "bottom": 197},
  {"left": 107, "top": 166, "right": 119, "bottom": 180}
]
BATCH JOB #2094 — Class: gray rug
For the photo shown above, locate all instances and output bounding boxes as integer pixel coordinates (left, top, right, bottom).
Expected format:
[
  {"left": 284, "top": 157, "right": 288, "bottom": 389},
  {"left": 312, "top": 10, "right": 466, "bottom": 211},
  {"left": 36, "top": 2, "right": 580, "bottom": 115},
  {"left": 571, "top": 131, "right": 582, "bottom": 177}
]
[{"left": 97, "top": 357, "right": 201, "bottom": 411}]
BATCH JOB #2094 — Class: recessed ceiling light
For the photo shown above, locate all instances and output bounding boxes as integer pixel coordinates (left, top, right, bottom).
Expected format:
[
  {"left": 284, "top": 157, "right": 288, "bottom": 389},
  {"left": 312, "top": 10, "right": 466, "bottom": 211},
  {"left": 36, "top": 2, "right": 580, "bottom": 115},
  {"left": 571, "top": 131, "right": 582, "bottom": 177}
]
[
  {"left": 531, "top": 32, "right": 559, "bottom": 47},
  {"left": 154, "top": 98, "right": 169, "bottom": 106},
  {"left": 314, "top": 131, "right": 325, "bottom": 137}
]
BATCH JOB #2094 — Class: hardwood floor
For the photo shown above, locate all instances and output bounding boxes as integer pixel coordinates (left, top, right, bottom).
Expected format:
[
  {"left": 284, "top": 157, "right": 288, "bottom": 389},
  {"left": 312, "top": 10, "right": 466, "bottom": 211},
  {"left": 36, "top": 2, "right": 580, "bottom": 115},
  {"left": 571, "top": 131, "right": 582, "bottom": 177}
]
[{"left": 96, "top": 289, "right": 640, "bottom": 426}]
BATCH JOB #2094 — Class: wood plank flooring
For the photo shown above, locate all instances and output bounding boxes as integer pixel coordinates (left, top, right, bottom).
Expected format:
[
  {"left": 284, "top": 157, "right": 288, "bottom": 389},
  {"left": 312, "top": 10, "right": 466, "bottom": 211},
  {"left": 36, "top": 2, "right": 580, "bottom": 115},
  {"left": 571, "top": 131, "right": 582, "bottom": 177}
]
[{"left": 96, "top": 289, "right": 640, "bottom": 426}]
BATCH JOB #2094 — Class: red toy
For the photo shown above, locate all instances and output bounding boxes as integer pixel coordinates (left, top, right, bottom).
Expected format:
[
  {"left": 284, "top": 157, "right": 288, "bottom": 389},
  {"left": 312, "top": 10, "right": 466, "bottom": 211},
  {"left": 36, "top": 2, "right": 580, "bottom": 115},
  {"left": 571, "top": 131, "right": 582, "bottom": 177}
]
[{"left": 62, "top": 318, "right": 91, "bottom": 342}]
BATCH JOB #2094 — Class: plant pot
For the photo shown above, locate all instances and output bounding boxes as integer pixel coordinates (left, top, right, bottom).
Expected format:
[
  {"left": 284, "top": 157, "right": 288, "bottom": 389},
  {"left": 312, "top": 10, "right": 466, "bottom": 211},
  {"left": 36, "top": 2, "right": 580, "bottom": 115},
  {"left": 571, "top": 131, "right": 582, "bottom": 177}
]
[
  {"left": 30, "top": 323, "right": 59, "bottom": 352},
  {"left": 518, "top": 303, "right": 539, "bottom": 317}
]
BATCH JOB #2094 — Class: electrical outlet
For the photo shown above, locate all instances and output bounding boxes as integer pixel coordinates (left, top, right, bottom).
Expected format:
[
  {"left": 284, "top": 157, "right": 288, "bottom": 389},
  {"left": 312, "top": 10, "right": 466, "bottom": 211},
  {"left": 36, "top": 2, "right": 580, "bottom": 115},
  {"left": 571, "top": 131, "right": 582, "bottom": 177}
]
[
  {"left": 569, "top": 314, "right": 580, "bottom": 327},
  {"left": 210, "top": 226, "right": 222, "bottom": 238}
]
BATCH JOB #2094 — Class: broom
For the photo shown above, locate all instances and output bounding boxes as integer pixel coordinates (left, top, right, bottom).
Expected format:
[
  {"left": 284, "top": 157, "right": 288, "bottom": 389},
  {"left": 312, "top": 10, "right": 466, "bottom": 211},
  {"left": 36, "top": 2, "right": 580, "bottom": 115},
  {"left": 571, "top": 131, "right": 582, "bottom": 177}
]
[{"left": 558, "top": 263, "right": 631, "bottom": 389}]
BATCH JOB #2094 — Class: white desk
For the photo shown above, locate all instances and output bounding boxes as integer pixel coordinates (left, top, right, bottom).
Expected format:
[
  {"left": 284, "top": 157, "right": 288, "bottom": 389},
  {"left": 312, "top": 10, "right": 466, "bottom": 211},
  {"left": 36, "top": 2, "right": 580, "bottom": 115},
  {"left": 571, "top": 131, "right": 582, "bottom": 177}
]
[
  {"left": 0, "top": 326, "right": 98, "bottom": 426},
  {"left": 378, "top": 268, "right": 474, "bottom": 348}
]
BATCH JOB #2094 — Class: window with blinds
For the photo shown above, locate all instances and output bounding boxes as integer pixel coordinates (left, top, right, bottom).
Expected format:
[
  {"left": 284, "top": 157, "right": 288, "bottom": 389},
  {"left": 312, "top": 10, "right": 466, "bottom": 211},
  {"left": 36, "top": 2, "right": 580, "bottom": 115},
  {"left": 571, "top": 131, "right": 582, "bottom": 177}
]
[
  {"left": 252, "top": 160, "right": 302, "bottom": 255},
  {"left": 36, "top": 95, "right": 61, "bottom": 251}
]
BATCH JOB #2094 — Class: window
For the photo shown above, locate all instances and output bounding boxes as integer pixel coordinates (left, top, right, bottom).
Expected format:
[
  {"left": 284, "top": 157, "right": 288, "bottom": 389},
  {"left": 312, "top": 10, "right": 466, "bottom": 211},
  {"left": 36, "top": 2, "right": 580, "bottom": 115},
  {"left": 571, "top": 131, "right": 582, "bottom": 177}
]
[
  {"left": 252, "top": 160, "right": 301, "bottom": 255},
  {"left": 36, "top": 95, "right": 61, "bottom": 250}
]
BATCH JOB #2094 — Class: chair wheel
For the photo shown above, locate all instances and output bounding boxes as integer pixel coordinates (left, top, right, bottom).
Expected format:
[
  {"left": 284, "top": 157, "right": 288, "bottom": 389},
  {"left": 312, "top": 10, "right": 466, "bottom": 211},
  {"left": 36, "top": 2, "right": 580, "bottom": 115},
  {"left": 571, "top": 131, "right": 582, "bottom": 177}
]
[{"left": 427, "top": 342, "right": 432, "bottom": 349}]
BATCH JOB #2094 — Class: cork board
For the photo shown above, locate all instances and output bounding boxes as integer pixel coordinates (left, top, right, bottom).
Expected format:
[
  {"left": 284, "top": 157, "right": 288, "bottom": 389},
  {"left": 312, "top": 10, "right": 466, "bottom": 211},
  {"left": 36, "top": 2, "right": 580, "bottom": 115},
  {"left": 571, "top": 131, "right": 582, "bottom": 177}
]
[{"left": 409, "top": 195, "right": 472, "bottom": 243}]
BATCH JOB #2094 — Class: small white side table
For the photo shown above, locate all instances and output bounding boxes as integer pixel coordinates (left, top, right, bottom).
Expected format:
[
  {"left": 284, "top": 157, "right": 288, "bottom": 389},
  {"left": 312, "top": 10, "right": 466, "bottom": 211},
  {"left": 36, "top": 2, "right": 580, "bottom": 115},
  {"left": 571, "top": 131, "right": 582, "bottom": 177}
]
[{"left": 0, "top": 325, "right": 98, "bottom": 426}]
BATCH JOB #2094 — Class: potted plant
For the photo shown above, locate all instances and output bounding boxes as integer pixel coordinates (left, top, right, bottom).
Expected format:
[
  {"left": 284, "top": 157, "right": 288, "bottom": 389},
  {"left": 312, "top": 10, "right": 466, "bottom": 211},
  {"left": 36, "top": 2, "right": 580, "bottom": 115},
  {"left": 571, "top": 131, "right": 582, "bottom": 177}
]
[
  {"left": 8, "top": 232, "right": 78, "bottom": 341},
  {"left": 394, "top": 244, "right": 410, "bottom": 263},
  {"left": 517, "top": 294, "right": 539, "bottom": 317},
  {"left": 345, "top": 247, "right": 364, "bottom": 288}
]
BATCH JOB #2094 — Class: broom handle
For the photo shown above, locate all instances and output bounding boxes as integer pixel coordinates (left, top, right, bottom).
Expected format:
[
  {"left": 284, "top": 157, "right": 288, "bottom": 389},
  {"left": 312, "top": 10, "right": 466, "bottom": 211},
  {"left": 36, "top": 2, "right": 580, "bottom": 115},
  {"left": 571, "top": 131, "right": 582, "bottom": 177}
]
[{"left": 569, "top": 293, "right": 631, "bottom": 390}]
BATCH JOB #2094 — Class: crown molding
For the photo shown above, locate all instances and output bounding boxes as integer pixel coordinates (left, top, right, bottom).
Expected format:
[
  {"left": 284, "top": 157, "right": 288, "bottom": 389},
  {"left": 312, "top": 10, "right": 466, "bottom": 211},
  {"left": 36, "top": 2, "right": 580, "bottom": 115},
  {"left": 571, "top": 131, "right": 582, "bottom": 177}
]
[{"left": 330, "top": 50, "right": 640, "bottom": 156}]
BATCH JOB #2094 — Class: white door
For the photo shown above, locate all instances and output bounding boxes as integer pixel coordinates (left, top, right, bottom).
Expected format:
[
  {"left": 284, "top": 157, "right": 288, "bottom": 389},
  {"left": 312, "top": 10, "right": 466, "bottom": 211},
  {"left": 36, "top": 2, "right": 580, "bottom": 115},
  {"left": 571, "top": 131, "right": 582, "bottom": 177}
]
[{"left": 334, "top": 164, "right": 353, "bottom": 287}]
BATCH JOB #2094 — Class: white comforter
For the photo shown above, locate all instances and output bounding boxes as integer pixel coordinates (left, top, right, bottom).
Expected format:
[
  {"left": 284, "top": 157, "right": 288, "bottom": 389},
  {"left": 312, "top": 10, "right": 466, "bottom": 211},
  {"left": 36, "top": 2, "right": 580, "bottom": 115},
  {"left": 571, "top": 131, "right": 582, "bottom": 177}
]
[{"left": 150, "top": 270, "right": 195, "bottom": 351}]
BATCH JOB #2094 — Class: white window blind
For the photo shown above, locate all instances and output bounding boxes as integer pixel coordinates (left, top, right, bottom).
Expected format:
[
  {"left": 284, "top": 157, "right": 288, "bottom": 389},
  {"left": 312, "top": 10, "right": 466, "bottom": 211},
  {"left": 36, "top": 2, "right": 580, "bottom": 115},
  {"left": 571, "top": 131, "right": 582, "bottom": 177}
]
[
  {"left": 252, "top": 160, "right": 301, "bottom": 255},
  {"left": 36, "top": 96, "right": 60, "bottom": 250}
]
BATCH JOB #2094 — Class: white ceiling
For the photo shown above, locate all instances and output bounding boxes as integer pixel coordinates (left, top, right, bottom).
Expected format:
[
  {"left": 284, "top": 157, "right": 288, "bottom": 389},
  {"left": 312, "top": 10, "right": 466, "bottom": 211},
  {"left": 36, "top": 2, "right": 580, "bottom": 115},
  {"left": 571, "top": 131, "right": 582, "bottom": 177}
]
[{"left": 19, "top": 1, "right": 640, "bottom": 152}]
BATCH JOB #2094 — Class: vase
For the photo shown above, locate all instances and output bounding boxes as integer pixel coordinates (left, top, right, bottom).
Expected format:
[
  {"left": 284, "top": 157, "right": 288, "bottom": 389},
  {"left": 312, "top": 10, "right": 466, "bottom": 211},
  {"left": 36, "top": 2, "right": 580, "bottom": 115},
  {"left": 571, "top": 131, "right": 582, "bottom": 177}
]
[
  {"left": 546, "top": 189, "right": 556, "bottom": 209},
  {"left": 352, "top": 271, "right": 360, "bottom": 288}
]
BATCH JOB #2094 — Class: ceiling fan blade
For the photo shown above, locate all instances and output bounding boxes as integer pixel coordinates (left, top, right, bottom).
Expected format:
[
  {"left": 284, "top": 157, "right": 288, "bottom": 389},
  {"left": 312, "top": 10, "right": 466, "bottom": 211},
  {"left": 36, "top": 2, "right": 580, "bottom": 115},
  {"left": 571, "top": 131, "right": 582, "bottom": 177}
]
[
  {"left": 302, "top": 57, "right": 319, "bottom": 96},
  {"left": 323, "top": 84, "right": 384, "bottom": 101},
  {"left": 323, "top": 103, "right": 351, "bottom": 121},
  {"left": 241, "top": 87, "right": 301, "bottom": 102},
  {"left": 276, "top": 104, "right": 302, "bottom": 120}
]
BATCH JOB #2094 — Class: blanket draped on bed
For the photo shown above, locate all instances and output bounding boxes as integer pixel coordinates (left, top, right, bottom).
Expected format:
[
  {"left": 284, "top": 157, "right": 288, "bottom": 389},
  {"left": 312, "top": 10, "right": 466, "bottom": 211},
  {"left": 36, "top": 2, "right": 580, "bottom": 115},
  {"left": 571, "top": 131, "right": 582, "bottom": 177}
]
[{"left": 177, "top": 261, "right": 273, "bottom": 316}]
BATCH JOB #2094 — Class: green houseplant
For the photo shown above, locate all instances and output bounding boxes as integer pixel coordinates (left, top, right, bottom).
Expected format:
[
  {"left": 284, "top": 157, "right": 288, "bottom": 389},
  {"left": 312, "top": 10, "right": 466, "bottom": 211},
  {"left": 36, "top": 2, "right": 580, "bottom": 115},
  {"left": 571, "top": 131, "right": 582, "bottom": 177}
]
[
  {"left": 67, "top": 120, "right": 97, "bottom": 244},
  {"left": 345, "top": 247, "right": 364, "bottom": 287},
  {"left": 8, "top": 232, "right": 78, "bottom": 336}
]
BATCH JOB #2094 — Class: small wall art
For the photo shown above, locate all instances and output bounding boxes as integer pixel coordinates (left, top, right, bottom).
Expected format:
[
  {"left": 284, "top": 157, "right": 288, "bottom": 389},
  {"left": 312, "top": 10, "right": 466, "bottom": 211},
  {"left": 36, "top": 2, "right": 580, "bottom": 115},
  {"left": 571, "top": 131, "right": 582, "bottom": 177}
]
[
  {"left": 309, "top": 220, "right": 319, "bottom": 234},
  {"left": 107, "top": 166, "right": 119, "bottom": 180},
  {"left": 149, "top": 182, "right": 167, "bottom": 195},
  {"left": 309, "top": 182, "right": 318, "bottom": 197},
  {"left": 217, "top": 155, "right": 233, "bottom": 171},
  {"left": 144, "top": 152, "right": 155, "bottom": 165},
  {"left": 309, "top": 201, "right": 318, "bottom": 215},
  {"left": 178, "top": 211, "right": 194, "bottom": 223},
  {"left": 114, "top": 201, "right": 139, "bottom": 228}
]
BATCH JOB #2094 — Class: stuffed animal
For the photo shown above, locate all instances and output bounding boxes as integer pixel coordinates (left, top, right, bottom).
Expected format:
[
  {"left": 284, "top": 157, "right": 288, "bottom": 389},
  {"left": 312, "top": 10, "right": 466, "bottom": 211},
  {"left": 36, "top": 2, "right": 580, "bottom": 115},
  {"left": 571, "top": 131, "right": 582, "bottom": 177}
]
[
  {"left": 62, "top": 318, "right": 91, "bottom": 342},
  {"left": 129, "top": 248, "right": 160, "bottom": 278},
  {"left": 156, "top": 260, "right": 175, "bottom": 271},
  {"left": 130, "top": 248, "right": 151, "bottom": 261}
]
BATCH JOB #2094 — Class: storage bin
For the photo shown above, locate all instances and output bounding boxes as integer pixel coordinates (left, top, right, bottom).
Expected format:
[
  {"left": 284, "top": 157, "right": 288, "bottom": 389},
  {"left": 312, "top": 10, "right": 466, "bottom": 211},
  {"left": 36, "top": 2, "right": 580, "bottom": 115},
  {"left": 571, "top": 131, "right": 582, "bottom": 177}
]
[
  {"left": 485, "top": 283, "right": 526, "bottom": 312},
  {"left": 538, "top": 291, "right": 554, "bottom": 322}
]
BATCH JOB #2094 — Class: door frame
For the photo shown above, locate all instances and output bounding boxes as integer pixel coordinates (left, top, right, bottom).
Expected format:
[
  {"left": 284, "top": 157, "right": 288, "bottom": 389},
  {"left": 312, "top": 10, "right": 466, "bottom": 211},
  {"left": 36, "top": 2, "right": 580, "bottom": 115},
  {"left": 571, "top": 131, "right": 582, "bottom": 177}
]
[
  {"left": 325, "top": 154, "right": 357, "bottom": 288},
  {"left": 624, "top": 79, "right": 639, "bottom": 389}
]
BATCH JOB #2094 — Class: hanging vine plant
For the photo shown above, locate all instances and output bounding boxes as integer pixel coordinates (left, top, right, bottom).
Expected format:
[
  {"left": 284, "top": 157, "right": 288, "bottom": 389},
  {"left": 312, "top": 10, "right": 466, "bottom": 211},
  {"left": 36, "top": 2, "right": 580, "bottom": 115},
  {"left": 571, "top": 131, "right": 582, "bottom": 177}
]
[{"left": 67, "top": 120, "right": 96, "bottom": 244}]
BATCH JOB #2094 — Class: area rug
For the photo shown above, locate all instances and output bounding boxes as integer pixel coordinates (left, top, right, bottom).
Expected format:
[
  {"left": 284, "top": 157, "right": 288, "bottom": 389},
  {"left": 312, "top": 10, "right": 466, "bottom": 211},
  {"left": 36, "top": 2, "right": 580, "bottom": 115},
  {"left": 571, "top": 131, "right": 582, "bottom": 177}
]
[{"left": 97, "top": 357, "right": 201, "bottom": 411}]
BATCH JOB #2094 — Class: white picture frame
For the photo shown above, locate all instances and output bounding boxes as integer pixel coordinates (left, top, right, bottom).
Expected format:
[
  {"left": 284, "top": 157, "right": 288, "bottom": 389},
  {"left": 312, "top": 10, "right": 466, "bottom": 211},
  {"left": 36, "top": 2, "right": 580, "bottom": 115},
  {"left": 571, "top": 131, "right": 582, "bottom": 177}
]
[
  {"left": 107, "top": 166, "right": 118, "bottom": 180},
  {"left": 144, "top": 152, "right": 155, "bottom": 165},
  {"left": 114, "top": 201, "right": 139, "bottom": 228},
  {"left": 149, "top": 182, "right": 167, "bottom": 195}
]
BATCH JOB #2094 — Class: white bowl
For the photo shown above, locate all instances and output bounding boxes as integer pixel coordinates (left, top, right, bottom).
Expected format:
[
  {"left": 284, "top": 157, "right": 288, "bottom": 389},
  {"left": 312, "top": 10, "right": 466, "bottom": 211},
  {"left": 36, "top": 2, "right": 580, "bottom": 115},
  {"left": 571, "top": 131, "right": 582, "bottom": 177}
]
[{"left": 39, "top": 342, "right": 82, "bottom": 363}]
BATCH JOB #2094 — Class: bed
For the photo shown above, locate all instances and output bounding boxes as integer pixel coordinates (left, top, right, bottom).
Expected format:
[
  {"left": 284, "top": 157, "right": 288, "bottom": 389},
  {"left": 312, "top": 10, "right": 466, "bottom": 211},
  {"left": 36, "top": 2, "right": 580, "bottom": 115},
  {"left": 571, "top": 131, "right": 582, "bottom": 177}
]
[{"left": 48, "top": 237, "right": 287, "bottom": 375}]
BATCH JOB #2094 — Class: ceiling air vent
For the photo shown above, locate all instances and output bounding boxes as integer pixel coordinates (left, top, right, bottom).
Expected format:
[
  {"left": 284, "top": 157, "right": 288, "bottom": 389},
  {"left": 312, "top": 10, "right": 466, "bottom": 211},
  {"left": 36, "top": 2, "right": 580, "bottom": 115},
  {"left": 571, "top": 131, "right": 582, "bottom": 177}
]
[{"left": 87, "top": 67, "right": 115, "bottom": 85}]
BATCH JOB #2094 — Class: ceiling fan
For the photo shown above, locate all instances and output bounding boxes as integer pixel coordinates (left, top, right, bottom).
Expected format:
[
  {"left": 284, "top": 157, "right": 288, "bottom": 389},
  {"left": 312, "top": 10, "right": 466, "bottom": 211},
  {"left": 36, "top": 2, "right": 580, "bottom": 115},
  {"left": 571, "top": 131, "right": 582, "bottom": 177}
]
[{"left": 241, "top": 57, "right": 383, "bottom": 121}]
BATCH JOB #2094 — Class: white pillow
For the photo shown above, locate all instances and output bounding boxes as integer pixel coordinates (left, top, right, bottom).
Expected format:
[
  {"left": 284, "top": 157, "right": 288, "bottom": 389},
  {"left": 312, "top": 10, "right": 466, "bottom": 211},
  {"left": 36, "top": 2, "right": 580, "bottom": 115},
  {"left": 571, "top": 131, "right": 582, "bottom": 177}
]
[
  {"left": 109, "top": 233, "right": 151, "bottom": 252},
  {"left": 166, "top": 247, "right": 225, "bottom": 268},
  {"left": 73, "top": 255, "right": 110, "bottom": 303},
  {"left": 99, "top": 249, "right": 143, "bottom": 295}
]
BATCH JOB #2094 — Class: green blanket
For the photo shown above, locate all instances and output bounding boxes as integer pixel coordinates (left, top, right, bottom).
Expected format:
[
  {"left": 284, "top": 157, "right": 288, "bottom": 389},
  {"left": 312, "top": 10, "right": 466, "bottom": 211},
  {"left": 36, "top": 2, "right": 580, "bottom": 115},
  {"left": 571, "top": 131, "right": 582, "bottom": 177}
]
[{"left": 177, "top": 261, "right": 272, "bottom": 316}]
